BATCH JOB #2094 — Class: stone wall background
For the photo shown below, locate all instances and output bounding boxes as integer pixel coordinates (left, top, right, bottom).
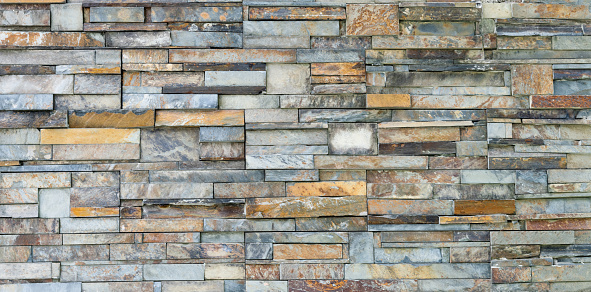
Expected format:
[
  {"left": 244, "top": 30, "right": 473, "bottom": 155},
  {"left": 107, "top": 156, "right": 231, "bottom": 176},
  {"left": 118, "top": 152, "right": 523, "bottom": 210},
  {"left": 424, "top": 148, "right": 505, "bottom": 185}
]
[{"left": 0, "top": 1, "right": 590, "bottom": 291}]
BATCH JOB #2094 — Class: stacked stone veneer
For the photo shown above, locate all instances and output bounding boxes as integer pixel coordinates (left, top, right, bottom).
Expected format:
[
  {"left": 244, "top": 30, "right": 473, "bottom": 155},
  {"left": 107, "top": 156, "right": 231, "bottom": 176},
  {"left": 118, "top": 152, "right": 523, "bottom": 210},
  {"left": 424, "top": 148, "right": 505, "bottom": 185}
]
[{"left": 1, "top": 1, "right": 591, "bottom": 291}]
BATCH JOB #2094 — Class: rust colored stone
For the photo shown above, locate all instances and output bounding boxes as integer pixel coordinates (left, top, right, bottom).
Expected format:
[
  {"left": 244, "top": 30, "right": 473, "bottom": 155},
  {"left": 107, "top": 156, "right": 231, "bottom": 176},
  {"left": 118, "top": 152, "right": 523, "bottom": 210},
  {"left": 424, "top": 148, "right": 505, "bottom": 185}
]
[
  {"left": 69, "top": 110, "right": 154, "bottom": 128},
  {"left": 0, "top": 32, "right": 103, "bottom": 47},
  {"left": 492, "top": 267, "right": 531, "bottom": 284},
  {"left": 289, "top": 280, "right": 418, "bottom": 292},
  {"left": 346, "top": 4, "right": 399, "bottom": 36},
  {"left": 526, "top": 218, "right": 591, "bottom": 230},
  {"left": 246, "top": 264, "right": 280, "bottom": 280},
  {"left": 489, "top": 157, "right": 566, "bottom": 170},
  {"left": 70, "top": 207, "right": 119, "bottom": 217},
  {"left": 274, "top": 244, "right": 342, "bottom": 260},
  {"left": 120, "top": 207, "right": 141, "bottom": 219},
  {"left": 511, "top": 65, "right": 553, "bottom": 95},
  {"left": 249, "top": 6, "right": 345, "bottom": 20},
  {"left": 367, "top": 94, "right": 411, "bottom": 108},
  {"left": 492, "top": 245, "right": 540, "bottom": 259},
  {"left": 311, "top": 62, "right": 365, "bottom": 76},
  {"left": 454, "top": 200, "right": 516, "bottom": 215},
  {"left": 531, "top": 95, "right": 591, "bottom": 108},
  {"left": 286, "top": 181, "right": 366, "bottom": 197}
]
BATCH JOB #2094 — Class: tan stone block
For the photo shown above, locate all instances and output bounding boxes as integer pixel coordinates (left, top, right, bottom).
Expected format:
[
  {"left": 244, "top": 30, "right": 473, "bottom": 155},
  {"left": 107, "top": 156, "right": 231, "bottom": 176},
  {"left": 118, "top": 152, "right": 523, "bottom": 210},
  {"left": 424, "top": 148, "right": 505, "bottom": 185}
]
[
  {"left": 366, "top": 94, "right": 410, "bottom": 108},
  {"left": 120, "top": 219, "right": 204, "bottom": 232},
  {"left": 286, "top": 181, "right": 366, "bottom": 197},
  {"left": 205, "top": 263, "right": 245, "bottom": 279},
  {"left": 0, "top": 32, "right": 103, "bottom": 47},
  {"left": 40, "top": 129, "right": 140, "bottom": 144},
  {"left": 246, "top": 196, "right": 367, "bottom": 218},
  {"left": 311, "top": 62, "right": 364, "bottom": 76},
  {"left": 70, "top": 207, "right": 119, "bottom": 217},
  {"left": 155, "top": 110, "right": 244, "bottom": 126},
  {"left": 274, "top": 244, "right": 342, "bottom": 260}
]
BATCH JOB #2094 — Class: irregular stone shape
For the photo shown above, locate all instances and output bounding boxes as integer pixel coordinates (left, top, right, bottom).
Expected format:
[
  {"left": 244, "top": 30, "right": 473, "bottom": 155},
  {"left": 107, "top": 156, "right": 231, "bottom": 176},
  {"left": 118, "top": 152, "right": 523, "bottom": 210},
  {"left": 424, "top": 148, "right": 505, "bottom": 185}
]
[
  {"left": 156, "top": 110, "right": 244, "bottom": 126},
  {"left": 246, "top": 155, "right": 314, "bottom": 169},
  {"left": 41, "top": 128, "right": 139, "bottom": 144},
  {"left": 53, "top": 144, "right": 140, "bottom": 160},
  {"left": 167, "top": 243, "right": 244, "bottom": 259},
  {"left": 296, "top": 217, "right": 367, "bottom": 231},
  {"left": 39, "top": 188, "right": 70, "bottom": 218},
  {"left": 50, "top": 3, "right": 82, "bottom": 31},
  {"left": 281, "top": 264, "right": 344, "bottom": 280},
  {"left": 170, "top": 49, "right": 296, "bottom": 63},
  {"left": 375, "top": 247, "right": 442, "bottom": 263},
  {"left": 328, "top": 123, "right": 377, "bottom": 155},
  {"left": 249, "top": 7, "right": 345, "bottom": 20},
  {"left": 247, "top": 130, "right": 326, "bottom": 146},
  {"left": 511, "top": 65, "right": 553, "bottom": 95},
  {"left": 0, "top": 218, "right": 59, "bottom": 234},
  {"left": 0, "top": 145, "right": 51, "bottom": 161},
  {"left": 151, "top": 6, "right": 242, "bottom": 22},
  {"left": 60, "top": 218, "right": 119, "bottom": 233},
  {"left": 61, "top": 265, "right": 142, "bottom": 282},
  {"left": 0, "top": 75, "right": 73, "bottom": 94},
  {"left": 0, "top": 263, "right": 52, "bottom": 280},
  {"left": 266, "top": 64, "right": 310, "bottom": 94},
  {"left": 368, "top": 170, "right": 460, "bottom": 184},
  {"left": 0, "top": 172, "right": 71, "bottom": 189},
  {"left": 141, "top": 128, "right": 200, "bottom": 162},
  {"left": 120, "top": 218, "right": 204, "bottom": 232},
  {"left": 454, "top": 200, "right": 515, "bottom": 215},
  {"left": 244, "top": 21, "right": 339, "bottom": 37},
  {"left": 32, "top": 245, "right": 109, "bottom": 262},
  {"left": 345, "top": 263, "right": 490, "bottom": 279},
  {"left": 121, "top": 183, "right": 213, "bottom": 199},
  {"left": 90, "top": 7, "right": 144, "bottom": 23},
  {"left": 172, "top": 31, "right": 242, "bottom": 47},
  {"left": 0, "top": 283, "right": 81, "bottom": 292},
  {"left": 346, "top": 4, "right": 398, "bottom": 36},
  {"left": 74, "top": 74, "right": 120, "bottom": 95},
  {"left": 123, "top": 94, "right": 217, "bottom": 109},
  {"left": 369, "top": 200, "right": 453, "bottom": 215},
  {"left": 69, "top": 109, "right": 154, "bottom": 128},
  {"left": 491, "top": 231, "right": 574, "bottom": 245},
  {"left": 152, "top": 170, "right": 263, "bottom": 183},
  {"left": 246, "top": 196, "right": 367, "bottom": 218},
  {"left": 315, "top": 156, "right": 427, "bottom": 170}
]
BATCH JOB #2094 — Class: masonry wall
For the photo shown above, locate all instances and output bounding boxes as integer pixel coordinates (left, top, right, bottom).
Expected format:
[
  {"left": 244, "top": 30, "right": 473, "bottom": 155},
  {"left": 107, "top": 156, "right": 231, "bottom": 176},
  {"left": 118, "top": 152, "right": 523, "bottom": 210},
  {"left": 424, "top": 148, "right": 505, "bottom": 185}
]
[{"left": 0, "top": 1, "right": 590, "bottom": 291}]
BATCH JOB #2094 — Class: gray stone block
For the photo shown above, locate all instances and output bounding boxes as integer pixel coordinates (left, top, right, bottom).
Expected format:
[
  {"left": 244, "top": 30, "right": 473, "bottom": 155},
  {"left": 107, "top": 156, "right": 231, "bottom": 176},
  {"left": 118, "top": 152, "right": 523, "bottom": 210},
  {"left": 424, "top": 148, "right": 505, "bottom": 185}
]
[
  {"left": 171, "top": 31, "right": 242, "bottom": 48},
  {"left": 90, "top": 7, "right": 144, "bottom": 23},
  {"left": 0, "top": 282, "right": 81, "bottom": 292},
  {"left": 74, "top": 75, "right": 121, "bottom": 95},
  {"left": 349, "top": 232, "right": 374, "bottom": 263},
  {"left": 60, "top": 218, "right": 119, "bottom": 233},
  {"left": 0, "top": 75, "right": 73, "bottom": 94},
  {"left": 205, "top": 71, "right": 266, "bottom": 87},
  {"left": 144, "top": 264, "right": 205, "bottom": 281},
  {"left": 267, "top": 64, "right": 310, "bottom": 94},
  {"left": 246, "top": 243, "right": 273, "bottom": 259},
  {"left": 39, "top": 188, "right": 70, "bottom": 218},
  {"left": 0, "top": 94, "right": 52, "bottom": 110},
  {"left": 123, "top": 94, "right": 217, "bottom": 109},
  {"left": 51, "top": 4, "right": 83, "bottom": 31},
  {"left": 106, "top": 32, "right": 171, "bottom": 47},
  {"left": 141, "top": 128, "right": 201, "bottom": 162}
]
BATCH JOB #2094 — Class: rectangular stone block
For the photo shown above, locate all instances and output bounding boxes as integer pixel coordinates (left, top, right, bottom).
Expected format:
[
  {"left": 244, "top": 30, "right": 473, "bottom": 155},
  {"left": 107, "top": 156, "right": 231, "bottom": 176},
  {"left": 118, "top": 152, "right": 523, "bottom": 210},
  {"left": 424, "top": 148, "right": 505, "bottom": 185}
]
[
  {"left": 533, "top": 265, "right": 591, "bottom": 282},
  {"left": 249, "top": 7, "right": 345, "bottom": 20},
  {"left": 55, "top": 95, "right": 120, "bottom": 110},
  {"left": 246, "top": 130, "right": 326, "bottom": 146},
  {"left": 69, "top": 109, "right": 154, "bottom": 128},
  {"left": 0, "top": 94, "right": 52, "bottom": 110},
  {"left": 220, "top": 95, "right": 279, "bottom": 109},
  {"left": 90, "top": 7, "right": 144, "bottom": 23},
  {"left": 491, "top": 231, "right": 574, "bottom": 245},
  {"left": 246, "top": 196, "right": 367, "bottom": 218},
  {"left": 366, "top": 94, "right": 410, "bottom": 108},
  {"left": 281, "top": 264, "right": 344, "bottom": 280},
  {"left": 347, "top": 4, "right": 398, "bottom": 36},
  {"left": 172, "top": 31, "right": 242, "bottom": 48},
  {"left": 170, "top": 49, "right": 296, "bottom": 63},
  {"left": 461, "top": 170, "right": 516, "bottom": 184},
  {"left": 60, "top": 218, "right": 118, "bottom": 233},
  {"left": 399, "top": 6, "right": 480, "bottom": 21},
  {"left": 32, "top": 245, "right": 109, "bottom": 262},
  {"left": 0, "top": 145, "right": 51, "bottom": 161},
  {"left": 300, "top": 109, "right": 390, "bottom": 123},
  {"left": 297, "top": 49, "right": 364, "bottom": 63},
  {"left": 0, "top": 172, "right": 70, "bottom": 189},
  {"left": 368, "top": 170, "right": 460, "bottom": 184},
  {"left": 162, "top": 281, "right": 224, "bottom": 291},
  {"left": 296, "top": 217, "right": 366, "bottom": 232},
  {"left": 156, "top": 110, "right": 244, "bottom": 126},
  {"left": 374, "top": 35, "right": 482, "bottom": 49},
  {"left": 274, "top": 244, "right": 342, "bottom": 260},
  {"left": 205, "top": 263, "right": 245, "bottom": 280},
  {"left": 167, "top": 243, "right": 244, "bottom": 259},
  {"left": 455, "top": 200, "right": 515, "bottom": 215},
  {"left": 375, "top": 247, "right": 442, "bottom": 264},
  {"left": 0, "top": 218, "right": 58, "bottom": 234},
  {"left": 0, "top": 6, "right": 50, "bottom": 27},
  {"left": 215, "top": 182, "right": 285, "bottom": 198},
  {"left": 246, "top": 155, "right": 314, "bottom": 170},
  {"left": 286, "top": 181, "right": 365, "bottom": 197},
  {"left": 123, "top": 94, "right": 216, "bottom": 109},
  {"left": 121, "top": 218, "right": 203, "bottom": 232},
  {"left": 53, "top": 144, "right": 139, "bottom": 160},
  {"left": 39, "top": 188, "right": 70, "bottom": 218},
  {"left": 512, "top": 3, "right": 591, "bottom": 19},
  {"left": 280, "top": 95, "right": 364, "bottom": 108},
  {"left": 151, "top": 6, "right": 242, "bottom": 22},
  {"left": 61, "top": 265, "right": 142, "bottom": 282},
  {"left": 74, "top": 74, "right": 120, "bottom": 95},
  {"left": 245, "top": 21, "right": 339, "bottom": 37},
  {"left": 0, "top": 283, "right": 81, "bottom": 292},
  {"left": 345, "top": 263, "right": 490, "bottom": 279},
  {"left": 412, "top": 95, "right": 519, "bottom": 109},
  {"left": 110, "top": 243, "right": 165, "bottom": 260},
  {"left": 141, "top": 128, "right": 200, "bottom": 162},
  {"left": 265, "top": 169, "right": 318, "bottom": 182},
  {"left": 62, "top": 233, "right": 133, "bottom": 245},
  {"left": 369, "top": 200, "right": 453, "bottom": 215},
  {"left": 379, "top": 127, "right": 460, "bottom": 144},
  {"left": 531, "top": 95, "right": 591, "bottom": 108},
  {"left": 151, "top": 170, "right": 263, "bottom": 183},
  {"left": 121, "top": 183, "right": 212, "bottom": 200},
  {"left": 0, "top": 188, "right": 37, "bottom": 204},
  {"left": 0, "top": 75, "right": 72, "bottom": 94},
  {"left": 50, "top": 3, "right": 82, "bottom": 31},
  {"left": 41, "top": 128, "right": 139, "bottom": 144},
  {"left": 511, "top": 65, "right": 553, "bottom": 95},
  {"left": 105, "top": 31, "right": 171, "bottom": 47},
  {"left": 0, "top": 263, "right": 52, "bottom": 279}
]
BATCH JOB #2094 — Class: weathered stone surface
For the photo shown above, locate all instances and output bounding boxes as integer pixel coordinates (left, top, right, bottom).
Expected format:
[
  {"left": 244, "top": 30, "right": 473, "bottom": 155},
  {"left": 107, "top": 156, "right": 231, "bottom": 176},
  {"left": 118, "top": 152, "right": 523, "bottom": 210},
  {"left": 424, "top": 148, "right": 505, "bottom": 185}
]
[
  {"left": 69, "top": 109, "right": 154, "bottom": 128},
  {"left": 379, "top": 127, "right": 460, "bottom": 144},
  {"left": 106, "top": 31, "right": 171, "bottom": 47},
  {"left": 121, "top": 218, "right": 203, "bottom": 232},
  {"left": 151, "top": 6, "right": 242, "bottom": 22},
  {"left": 90, "top": 7, "right": 144, "bottom": 23},
  {"left": 246, "top": 196, "right": 367, "bottom": 218},
  {"left": 33, "top": 245, "right": 108, "bottom": 262},
  {"left": 167, "top": 243, "right": 244, "bottom": 259},
  {"left": 369, "top": 200, "right": 453, "bottom": 215},
  {"left": 274, "top": 244, "right": 342, "bottom": 260},
  {"left": 249, "top": 7, "right": 345, "bottom": 20},
  {"left": 156, "top": 110, "right": 244, "bottom": 126},
  {"left": 52, "top": 144, "right": 140, "bottom": 160},
  {"left": 0, "top": 263, "right": 52, "bottom": 279},
  {"left": 50, "top": 4, "right": 82, "bottom": 31},
  {"left": 0, "top": 283, "right": 81, "bottom": 292},
  {"left": 281, "top": 264, "right": 344, "bottom": 280},
  {"left": 60, "top": 218, "right": 119, "bottom": 233},
  {"left": 345, "top": 263, "right": 490, "bottom": 279},
  {"left": 74, "top": 75, "right": 120, "bottom": 95},
  {"left": 247, "top": 130, "right": 326, "bottom": 146},
  {"left": 170, "top": 49, "right": 296, "bottom": 63},
  {"left": 0, "top": 145, "right": 51, "bottom": 161},
  {"left": 61, "top": 265, "right": 142, "bottom": 282},
  {"left": 0, "top": 75, "right": 73, "bottom": 94},
  {"left": 346, "top": 4, "right": 398, "bottom": 36},
  {"left": 511, "top": 65, "right": 553, "bottom": 95},
  {"left": 151, "top": 170, "right": 263, "bottom": 183},
  {"left": 300, "top": 109, "right": 390, "bottom": 123},
  {"left": 41, "top": 128, "right": 139, "bottom": 144},
  {"left": 265, "top": 170, "right": 319, "bottom": 182},
  {"left": 141, "top": 128, "right": 200, "bottom": 162},
  {"left": 368, "top": 170, "right": 460, "bottom": 184},
  {"left": 246, "top": 155, "right": 313, "bottom": 169},
  {"left": 328, "top": 123, "right": 377, "bottom": 155},
  {"left": 267, "top": 64, "right": 310, "bottom": 95},
  {"left": 491, "top": 231, "right": 574, "bottom": 245}
]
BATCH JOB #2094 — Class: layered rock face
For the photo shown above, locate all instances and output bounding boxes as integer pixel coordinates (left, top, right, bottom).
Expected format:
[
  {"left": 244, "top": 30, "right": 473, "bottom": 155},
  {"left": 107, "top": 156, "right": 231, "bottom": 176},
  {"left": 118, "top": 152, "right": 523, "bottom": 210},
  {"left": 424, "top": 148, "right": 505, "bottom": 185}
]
[{"left": 1, "top": 1, "right": 591, "bottom": 291}]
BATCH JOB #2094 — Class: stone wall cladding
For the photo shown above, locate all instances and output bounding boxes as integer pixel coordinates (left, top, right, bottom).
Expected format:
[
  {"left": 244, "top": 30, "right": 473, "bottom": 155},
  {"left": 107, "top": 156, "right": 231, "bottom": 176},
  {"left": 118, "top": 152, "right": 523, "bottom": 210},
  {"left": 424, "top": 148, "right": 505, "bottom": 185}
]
[{"left": 0, "top": 0, "right": 589, "bottom": 291}]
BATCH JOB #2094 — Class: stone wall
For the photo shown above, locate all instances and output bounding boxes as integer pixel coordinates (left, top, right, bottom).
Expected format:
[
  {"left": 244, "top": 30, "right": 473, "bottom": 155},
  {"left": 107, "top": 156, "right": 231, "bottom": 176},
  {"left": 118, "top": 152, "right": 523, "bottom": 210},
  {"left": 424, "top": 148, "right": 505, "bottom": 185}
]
[{"left": 0, "top": 1, "right": 590, "bottom": 291}]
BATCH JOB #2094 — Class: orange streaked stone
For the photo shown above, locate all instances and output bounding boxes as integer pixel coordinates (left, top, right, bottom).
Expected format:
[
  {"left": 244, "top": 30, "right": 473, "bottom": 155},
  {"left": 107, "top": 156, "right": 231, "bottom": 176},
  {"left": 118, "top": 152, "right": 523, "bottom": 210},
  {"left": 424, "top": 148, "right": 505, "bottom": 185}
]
[
  {"left": 454, "top": 200, "right": 516, "bottom": 215},
  {"left": 155, "top": 110, "right": 244, "bottom": 126},
  {"left": 366, "top": 94, "right": 411, "bottom": 108}
]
